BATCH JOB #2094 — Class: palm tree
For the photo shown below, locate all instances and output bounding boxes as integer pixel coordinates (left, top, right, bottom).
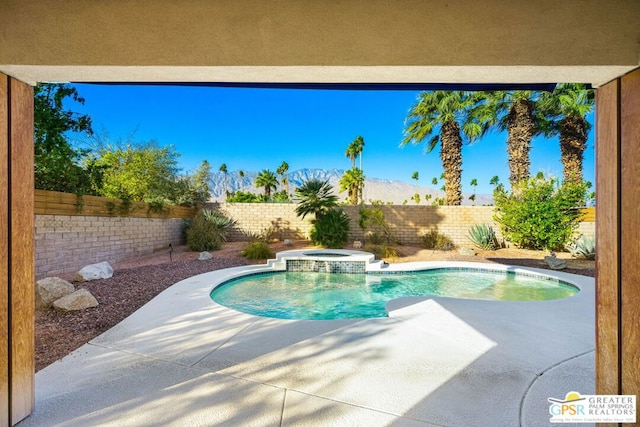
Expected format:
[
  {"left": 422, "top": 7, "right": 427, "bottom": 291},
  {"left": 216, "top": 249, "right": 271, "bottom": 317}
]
[
  {"left": 402, "top": 91, "right": 482, "bottom": 205},
  {"left": 345, "top": 136, "right": 364, "bottom": 169},
  {"left": 469, "top": 178, "right": 478, "bottom": 206},
  {"left": 471, "top": 91, "right": 549, "bottom": 187},
  {"left": 276, "top": 161, "right": 289, "bottom": 195},
  {"left": 294, "top": 179, "right": 338, "bottom": 219},
  {"left": 345, "top": 136, "right": 366, "bottom": 200},
  {"left": 238, "top": 170, "right": 245, "bottom": 191},
  {"left": 218, "top": 163, "right": 228, "bottom": 199},
  {"left": 339, "top": 168, "right": 364, "bottom": 205},
  {"left": 541, "top": 84, "right": 595, "bottom": 184},
  {"left": 254, "top": 169, "right": 278, "bottom": 197}
]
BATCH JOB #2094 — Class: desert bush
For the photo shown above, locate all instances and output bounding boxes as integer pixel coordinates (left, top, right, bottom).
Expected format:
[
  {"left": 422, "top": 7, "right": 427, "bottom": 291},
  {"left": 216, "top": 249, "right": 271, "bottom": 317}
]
[
  {"left": 364, "top": 243, "right": 400, "bottom": 259},
  {"left": 186, "top": 209, "right": 235, "bottom": 251},
  {"left": 467, "top": 224, "right": 499, "bottom": 250},
  {"left": 493, "top": 175, "right": 586, "bottom": 250},
  {"left": 310, "top": 208, "right": 350, "bottom": 248},
  {"left": 421, "top": 230, "right": 455, "bottom": 251},
  {"left": 565, "top": 235, "right": 595, "bottom": 260},
  {"left": 358, "top": 203, "right": 396, "bottom": 244},
  {"left": 241, "top": 241, "right": 275, "bottom": 260}
]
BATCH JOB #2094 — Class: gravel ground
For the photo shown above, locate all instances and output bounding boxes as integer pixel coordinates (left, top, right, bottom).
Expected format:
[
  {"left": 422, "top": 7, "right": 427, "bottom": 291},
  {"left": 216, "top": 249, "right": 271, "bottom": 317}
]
[{"left": 36, "top": 241, "right": 594, "bottom": 372}]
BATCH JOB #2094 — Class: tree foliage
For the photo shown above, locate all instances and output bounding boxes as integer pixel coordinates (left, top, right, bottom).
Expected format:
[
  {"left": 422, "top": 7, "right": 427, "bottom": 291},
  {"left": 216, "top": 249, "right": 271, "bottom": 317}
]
[
  {"left": 254, "top": 169, "right": 278, "bottom": 197},
  {"left": 493, "top": 174, "right": 587, "bottom": 250},
  {"left": 95, "top": 140, "right": 180, "bottom": 202},
  {"left": 402, "top": 91, "right": 483, "bottom": 205},
  {"left": 294, "top": 179, "right": 338, "bottom": 219},
  {"left": 34, "top": 83, "right": 99, "bottom": 194},
  {"left": 310, "top": 208, "right": 350, "bottom": 248}
]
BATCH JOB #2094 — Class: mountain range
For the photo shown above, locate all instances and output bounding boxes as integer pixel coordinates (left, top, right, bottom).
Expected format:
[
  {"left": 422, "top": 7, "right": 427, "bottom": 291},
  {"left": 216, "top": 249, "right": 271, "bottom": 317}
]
[{"left": 209, "top": 168, "right": 493, "bottom": 206}]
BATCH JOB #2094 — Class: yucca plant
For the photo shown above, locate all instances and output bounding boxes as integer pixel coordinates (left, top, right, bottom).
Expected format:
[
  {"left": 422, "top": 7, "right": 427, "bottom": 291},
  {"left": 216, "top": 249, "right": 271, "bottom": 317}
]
[
  {"left": 467, "top": 224, "right": 498, "bottom": 250},
  {"left": 565, "top": 235, "right": 595, "bottom": 260},
  {"left": 186, "top": 209, "right": 236, "bottom": 251}
]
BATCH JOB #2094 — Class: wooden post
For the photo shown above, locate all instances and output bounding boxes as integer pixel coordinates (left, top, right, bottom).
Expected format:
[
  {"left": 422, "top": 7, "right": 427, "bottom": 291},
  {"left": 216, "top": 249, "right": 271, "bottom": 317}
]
[
  {"left": 0, "top": 73, "right": 35, "bottom": 425},
  {"left": 596, "top": 67, "right": 640, "bottom": 417}
]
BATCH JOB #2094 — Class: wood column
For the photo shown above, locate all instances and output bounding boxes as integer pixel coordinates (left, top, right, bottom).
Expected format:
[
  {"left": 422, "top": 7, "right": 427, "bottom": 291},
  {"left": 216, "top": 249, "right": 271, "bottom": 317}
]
[
  {"left": 596, "top": 68, "right": 640, "bottom": 410},
  {"left": 0, "top": 73, "right": 35, "bottom": 426}
]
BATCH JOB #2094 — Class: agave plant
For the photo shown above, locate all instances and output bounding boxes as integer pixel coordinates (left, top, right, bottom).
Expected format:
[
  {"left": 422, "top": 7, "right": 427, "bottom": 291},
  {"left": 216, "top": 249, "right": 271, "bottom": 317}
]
[
  {"left": 467, "top": 224, "right": 498, "bottom": 250},
  {"left": 565, "top": 235, "right": 595, "bottom": 260}
]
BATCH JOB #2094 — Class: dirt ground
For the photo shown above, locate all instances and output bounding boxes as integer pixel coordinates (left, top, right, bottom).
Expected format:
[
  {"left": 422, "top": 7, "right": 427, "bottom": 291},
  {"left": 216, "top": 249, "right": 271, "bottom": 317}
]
[{"left": 36, "top": 240, "right": 594, "bottom": 371}]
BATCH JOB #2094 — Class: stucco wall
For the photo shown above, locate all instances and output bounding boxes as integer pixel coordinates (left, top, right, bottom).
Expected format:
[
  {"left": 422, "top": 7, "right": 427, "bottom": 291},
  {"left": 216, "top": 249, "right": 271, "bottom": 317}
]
[{"left": 35, "top": 215, "right": 186, "bottom": 278}]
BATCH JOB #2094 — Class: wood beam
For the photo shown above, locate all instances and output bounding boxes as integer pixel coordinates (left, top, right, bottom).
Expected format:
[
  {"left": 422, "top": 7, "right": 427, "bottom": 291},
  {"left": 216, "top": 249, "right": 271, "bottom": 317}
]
[{"left": 0, "top": 73, "right": 34, "bottom": 426}]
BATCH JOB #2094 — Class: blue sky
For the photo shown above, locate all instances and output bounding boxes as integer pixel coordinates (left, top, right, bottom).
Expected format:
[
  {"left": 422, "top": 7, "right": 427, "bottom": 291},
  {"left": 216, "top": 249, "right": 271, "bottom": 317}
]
[{"left": 68, "top": 84, "right": 595, "bottom": 195}]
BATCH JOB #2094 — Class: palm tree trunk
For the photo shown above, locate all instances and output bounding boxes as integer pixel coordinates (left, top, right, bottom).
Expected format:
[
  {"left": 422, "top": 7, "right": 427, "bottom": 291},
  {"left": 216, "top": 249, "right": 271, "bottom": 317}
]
[
  {"left": 560, "top": 115, "right": 588, "bottom": 184},
  {"left": 440, "top": 121, "right": 463, "bottom": 205},
  {"left": 507, "top": 99, "right": 534, "bottom": 186}
]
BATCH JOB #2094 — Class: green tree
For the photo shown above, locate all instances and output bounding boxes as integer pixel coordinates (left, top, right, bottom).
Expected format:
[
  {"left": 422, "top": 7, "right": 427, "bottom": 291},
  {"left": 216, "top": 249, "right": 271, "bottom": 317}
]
[
  {"left": 541, "top": 84, "right": 595, "bottom": 184},
  {"left": 402, "top": 91, "right": 482, "bottom": 205},
  {"left": 345, "top": 136, "right": 365, "bottom": 169},
  {"left": 34, "top": 83, "right": 98, "bottom": 194},
  {"left": 170, "top": 160, "right": 211, "bottom": 206},
  {"left": 219, "top": 163, "right": 228, "bottom": 199},
  {"left": 294, "top": 179, "right": 338, "bottom": 219},
  {"left": 254, "top": 169, "right": 278, "bottom": 197},
  {"left": 493, "top": 175, "right": 587, "bottom": 250},
  {"left": 471, "top": 91, "right": 550, "bottom": 187},
  {"left": 339, "top": 168, "right": 364, "bottom": 205},
  {"left": 276, "top": 161, "right": 290, "bottom": 195},
  {"left": 469, "top": 178, "right": 478, "bottom": 206},
  {"left": 96, "top": 140, "right": 179, "bottom": 202},
  {"left": 238, "top": 170, "right": 245, "bottom": 191}
]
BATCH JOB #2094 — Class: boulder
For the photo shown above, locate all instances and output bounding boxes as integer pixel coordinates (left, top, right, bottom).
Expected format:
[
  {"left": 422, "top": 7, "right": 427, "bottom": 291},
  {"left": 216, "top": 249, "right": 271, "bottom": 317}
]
[
  {"left": 36, "top": 277, "right": 75, "bottom": 310},
  {"left": 458, "top": 247, "right": 476, "bottom": 256},
  {"left": 544, "top": 255, "right": 567, "bottom": 270},
  {"left": 75, "top": 261, "right": 114, "bottom": 282},
  {"left": 53, "top": 289, "right": 99, "bottom": 312},
  {"left": 198, "top": 251, "right": 213, "bottom": 260},
  {"left": 353, "top": 240, "right": 363, "bottom": 249}
]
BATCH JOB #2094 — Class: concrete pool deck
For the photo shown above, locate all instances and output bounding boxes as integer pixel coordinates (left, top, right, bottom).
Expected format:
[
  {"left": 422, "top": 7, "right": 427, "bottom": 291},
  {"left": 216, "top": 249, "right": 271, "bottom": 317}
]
[{"left": 19, "top": 262, "right": 595, "bottom": 426}]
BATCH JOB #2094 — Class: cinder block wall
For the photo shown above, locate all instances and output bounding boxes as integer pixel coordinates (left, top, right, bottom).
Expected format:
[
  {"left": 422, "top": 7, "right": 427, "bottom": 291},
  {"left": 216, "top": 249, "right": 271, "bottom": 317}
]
[
  {"left": 215, "top": 203, "right": 595, "bottom": 247},
  {"left": 216, "top": 203, "right": 504, "bottom": 245},
  {"left": 214, "top": 202, "right": 313, "bottom": 241},
  {"left": 35, "top": 215, "right": 186, "bottom": 278}
]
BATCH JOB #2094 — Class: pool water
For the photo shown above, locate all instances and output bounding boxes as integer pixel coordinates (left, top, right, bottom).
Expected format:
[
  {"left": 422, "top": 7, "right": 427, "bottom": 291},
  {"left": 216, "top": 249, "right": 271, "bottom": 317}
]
[{"left": 210, "top": 269, "right": 579, "bottom": 320}]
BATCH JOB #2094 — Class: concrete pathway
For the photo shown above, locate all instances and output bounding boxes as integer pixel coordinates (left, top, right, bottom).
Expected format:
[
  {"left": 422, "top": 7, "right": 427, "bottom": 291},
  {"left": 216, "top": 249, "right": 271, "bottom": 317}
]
[{"left": 19, "top": 263, "right": 595, "bottom": 426}]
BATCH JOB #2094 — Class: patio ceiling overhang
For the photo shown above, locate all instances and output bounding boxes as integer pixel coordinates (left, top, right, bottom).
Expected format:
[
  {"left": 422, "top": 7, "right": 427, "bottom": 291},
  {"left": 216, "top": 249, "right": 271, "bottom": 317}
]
[{"left": 0, "top": 65, "right": 630, "bottom": 88}]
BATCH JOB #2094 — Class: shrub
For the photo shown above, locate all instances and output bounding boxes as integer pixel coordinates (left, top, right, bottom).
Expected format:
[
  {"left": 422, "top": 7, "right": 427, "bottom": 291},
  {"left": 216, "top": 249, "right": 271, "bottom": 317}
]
[
  {"left": 421, "top": 230, "right": 455, "bottom": 251},
  {"left": 241, "top": 241, "right": 275, "bottom": 260},
  {"left": 358, "top": 203, "right": 397, "bottom": 244},
  {"left": 566, "top": 235, "right": 595, "bottom": 260},
  {"left": 310, "top": 208, "right": 350, "bottom": 248},
  {"left": 364, "top": 243, "right": 400, "bottom": 259},
  {"left": 493, "top": 175, "right": 587, "bottom": 250},
  {"left": 186, "top": 209, "right": 235, "bottom": 251},
  {"left": 467, "top": 224, "right": 498, "bottom": 250}
]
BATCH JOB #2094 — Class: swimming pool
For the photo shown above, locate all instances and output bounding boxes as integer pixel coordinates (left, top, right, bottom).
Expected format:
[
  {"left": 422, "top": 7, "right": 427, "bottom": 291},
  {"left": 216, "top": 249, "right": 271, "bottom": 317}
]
[{"left": 210, "top": 268, "right": 579, "bottom": 320}]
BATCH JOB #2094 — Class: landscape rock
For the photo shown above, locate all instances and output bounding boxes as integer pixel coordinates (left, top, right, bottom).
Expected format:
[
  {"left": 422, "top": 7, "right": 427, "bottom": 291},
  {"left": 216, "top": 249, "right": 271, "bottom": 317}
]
[
  {"left": 75, "top": 261, "right": 114, "bottom": 281},
  {"left": 353, "top": 240, "right": 363, "bottom": 249},
  {"left": 36, "top": 277, "right": 75, "bottom": 310},
  {"left": 53, "top": 289, "right": 99, "bottom": 312},
  {"left": 283, "top": 239, "right": 293, "bottom": 246},
  {"left": 198, "top": 251, "right": 213, "bottom": 260},
  {"left": 544, "top": 255, "right": 567, "bottom": 270},
  {"left": 458, "top": 247, "right": 476, "bottom": 256}
]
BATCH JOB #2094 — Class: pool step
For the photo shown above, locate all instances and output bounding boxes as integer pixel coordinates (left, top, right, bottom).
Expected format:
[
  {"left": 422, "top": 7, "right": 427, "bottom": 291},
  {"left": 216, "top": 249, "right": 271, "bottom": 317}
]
[{"left": 366, "top": 259, "right": 389, "bottom": 271}]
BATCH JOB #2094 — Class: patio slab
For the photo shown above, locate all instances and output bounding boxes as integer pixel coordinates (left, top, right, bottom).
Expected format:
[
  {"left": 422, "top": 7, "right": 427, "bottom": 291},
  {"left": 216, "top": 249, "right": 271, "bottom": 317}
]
[{"left": 19, "top": 263, "right": 595, "bottom": 426}]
